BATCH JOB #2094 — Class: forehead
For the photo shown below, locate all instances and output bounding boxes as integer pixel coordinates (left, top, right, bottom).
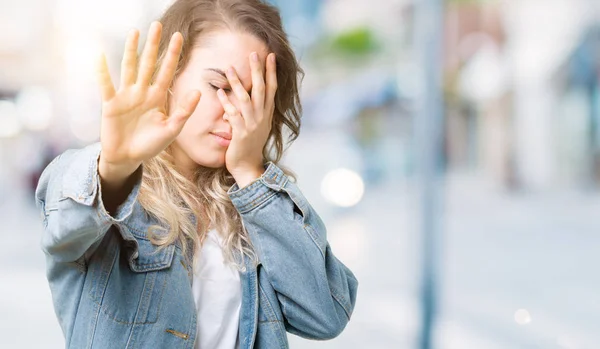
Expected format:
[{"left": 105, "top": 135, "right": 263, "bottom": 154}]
[{"left": 185, "top": 30, "right": 269, "bottom": 84}]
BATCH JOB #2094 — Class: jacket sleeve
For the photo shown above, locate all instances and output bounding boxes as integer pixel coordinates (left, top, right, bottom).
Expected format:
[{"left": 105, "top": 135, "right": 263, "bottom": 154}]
[
  {"left": 228, "top": 162, "right": 359, "bottom": 340},
  {"left": 34, "top": 142, "right": 143, "bottom": 263}
]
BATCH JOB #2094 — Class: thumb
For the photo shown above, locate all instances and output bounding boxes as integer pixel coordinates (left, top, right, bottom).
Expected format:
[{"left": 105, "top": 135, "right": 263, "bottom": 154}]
[{"left": 167, "top": 89, "right": 201, "bottom": 135}]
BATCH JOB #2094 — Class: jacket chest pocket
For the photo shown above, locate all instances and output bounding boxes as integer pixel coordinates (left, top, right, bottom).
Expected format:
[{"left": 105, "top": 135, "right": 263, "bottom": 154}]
[{"left": 88, "top": 231, "right": 175, "bottom": 325}]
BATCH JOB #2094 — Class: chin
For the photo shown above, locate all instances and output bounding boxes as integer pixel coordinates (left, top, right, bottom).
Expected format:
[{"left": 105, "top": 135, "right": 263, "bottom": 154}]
[
  {"left": 199, "top": 160, "right": 226, "bottom": 169},
  {"left": 174, "top": 137, "right": 227, "bottom": 170},
  {"left": 190, "top": 152, "right": 226, "bottom": 169}
]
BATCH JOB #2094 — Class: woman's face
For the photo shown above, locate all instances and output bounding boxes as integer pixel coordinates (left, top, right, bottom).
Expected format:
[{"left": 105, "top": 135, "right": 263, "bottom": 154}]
[{"left": 168, "top": 29, "right": 269, "bottom": 176}]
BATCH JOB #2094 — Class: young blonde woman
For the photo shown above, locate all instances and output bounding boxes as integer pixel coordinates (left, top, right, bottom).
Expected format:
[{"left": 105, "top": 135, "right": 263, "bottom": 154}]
[{"left": 34, "top": 0, "right": 358, "bottom": 348}]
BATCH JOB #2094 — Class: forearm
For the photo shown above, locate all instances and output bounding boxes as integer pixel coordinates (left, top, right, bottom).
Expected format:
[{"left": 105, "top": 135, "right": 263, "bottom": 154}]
[{"left": 98, "top": 155, "right": 141, "bottom": 216}]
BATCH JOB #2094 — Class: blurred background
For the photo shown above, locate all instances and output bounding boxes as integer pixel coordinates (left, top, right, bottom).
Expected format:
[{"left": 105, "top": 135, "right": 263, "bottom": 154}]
[{"left": 1, "top": 0, "right": 600, "bottom": 348}]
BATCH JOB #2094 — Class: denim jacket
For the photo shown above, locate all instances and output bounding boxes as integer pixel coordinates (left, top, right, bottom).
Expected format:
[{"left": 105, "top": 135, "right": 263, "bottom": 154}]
[{"left": 34, "top": 142, "right": 358, "bottom": 349}]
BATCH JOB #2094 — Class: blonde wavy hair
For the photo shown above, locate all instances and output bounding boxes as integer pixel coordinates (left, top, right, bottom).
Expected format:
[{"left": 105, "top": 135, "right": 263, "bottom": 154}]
[{"left": 138, "top": 0, "right": 303, "bottom": 272}]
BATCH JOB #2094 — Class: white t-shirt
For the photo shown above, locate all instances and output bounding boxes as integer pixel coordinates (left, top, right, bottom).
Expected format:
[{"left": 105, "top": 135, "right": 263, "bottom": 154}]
[{"left": 192, "top": 229, "right": 242, "bottom": 349}]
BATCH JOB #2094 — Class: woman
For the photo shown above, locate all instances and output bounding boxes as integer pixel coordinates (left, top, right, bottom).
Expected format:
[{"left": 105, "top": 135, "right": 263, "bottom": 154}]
[{"left": 34, "top": 0, "right": 358, "bottom": 348}]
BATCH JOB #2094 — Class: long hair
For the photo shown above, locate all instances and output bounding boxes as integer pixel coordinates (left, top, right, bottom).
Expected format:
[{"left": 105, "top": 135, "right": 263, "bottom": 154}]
[{"left": 138, "top": 0, "right": 303, "bottom": 271}]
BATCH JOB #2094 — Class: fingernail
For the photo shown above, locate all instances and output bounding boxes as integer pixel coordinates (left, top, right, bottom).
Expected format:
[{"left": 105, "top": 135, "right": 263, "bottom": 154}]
[
  {"left": 270, "top": 54, "right": 276, "bottom": 63},
  {"left": 251, "top": 52, "right": 258, "bottom": 62},
  {"left": 217, "top": 89, "right": 225, "bottom": 97},
  {"left": 227, "top": 67, "right": 235, "bottom": 76}
]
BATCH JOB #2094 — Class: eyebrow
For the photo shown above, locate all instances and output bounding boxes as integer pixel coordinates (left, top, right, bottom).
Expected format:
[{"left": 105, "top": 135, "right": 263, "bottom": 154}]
[{"left": 205, "top": 68, "right": 226, "bottom": 78}]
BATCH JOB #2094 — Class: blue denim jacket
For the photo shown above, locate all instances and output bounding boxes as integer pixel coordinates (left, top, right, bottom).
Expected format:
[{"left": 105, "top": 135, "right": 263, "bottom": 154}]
[{"left": 34, "top": 142, "right": 358, "bottom": 349}]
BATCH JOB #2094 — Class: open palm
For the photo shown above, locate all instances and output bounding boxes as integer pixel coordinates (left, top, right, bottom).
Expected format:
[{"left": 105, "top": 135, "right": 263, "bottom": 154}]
[{"left": 96, "top": 21, "right": 200, "bottom": 168}]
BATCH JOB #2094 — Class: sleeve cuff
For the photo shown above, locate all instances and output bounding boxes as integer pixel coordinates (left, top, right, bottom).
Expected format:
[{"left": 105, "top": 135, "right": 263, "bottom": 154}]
[
  {"left": 227, "top": 161, "right": 289, "bottom": 214},
  {"left": 61, "top": 142, "right": 143, "bottom": 223}
]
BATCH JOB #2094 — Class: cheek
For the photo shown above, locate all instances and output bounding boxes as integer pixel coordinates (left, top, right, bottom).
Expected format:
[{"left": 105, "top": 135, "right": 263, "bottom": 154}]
[{"left": 199, "top": 93, "right": 225, "bottom": 116}]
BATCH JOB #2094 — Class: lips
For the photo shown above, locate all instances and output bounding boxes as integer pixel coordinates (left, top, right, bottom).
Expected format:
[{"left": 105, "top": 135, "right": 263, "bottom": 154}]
[
  {"left": 211, "top": 131, "right": 232, "bottom": 140},
  {"left": 210, "top": 132, "right": 232, "bottom": 147}
]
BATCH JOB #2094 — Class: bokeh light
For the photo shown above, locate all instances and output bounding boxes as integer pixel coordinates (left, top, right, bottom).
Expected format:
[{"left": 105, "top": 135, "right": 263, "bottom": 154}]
[
  {"left": 15, "top": 87, "right": 54, "bottom": 131},
  {"left": 320, "top": 168, "right": 365, "bottom": 207},
  {"left": 514, "top": 309, "right": 532, "bottom": 325}
]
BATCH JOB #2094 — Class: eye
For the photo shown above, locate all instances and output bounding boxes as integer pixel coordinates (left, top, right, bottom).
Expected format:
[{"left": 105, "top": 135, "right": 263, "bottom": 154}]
[{"left": 209, "top": 83, "right": 231, "bottom": 93}]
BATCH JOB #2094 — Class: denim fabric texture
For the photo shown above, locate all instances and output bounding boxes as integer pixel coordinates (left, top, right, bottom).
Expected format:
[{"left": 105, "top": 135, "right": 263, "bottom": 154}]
[{"left": 34, "top": 142, "right": 358, "bottom": 349}]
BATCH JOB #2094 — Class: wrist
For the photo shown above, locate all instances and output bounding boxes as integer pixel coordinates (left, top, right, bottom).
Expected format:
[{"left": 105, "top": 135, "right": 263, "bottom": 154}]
[
  {"left": 231, "top": 166, "right": 265, "bottom": 189},
  {"left": 99, "top": 156, "right": 141, "bottom": 186}
]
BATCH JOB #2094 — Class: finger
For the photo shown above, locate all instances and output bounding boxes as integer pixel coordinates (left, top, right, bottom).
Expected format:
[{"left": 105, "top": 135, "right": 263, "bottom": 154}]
[
  {"left": 166, "top": 89, "right": 201, "bottom": 135},
  {"left": 96, "top": 53, "right": 116, "bottom": 101},
  {"left": 225, "top": 67, "right": 254, "bottom": 123},
  {"left": 249, "top": 52, "right": 265, "bottom": 111},
  {"left": 217, "top": 89, "right": 242, "bottom": 120},
  {"left": 120, "top": 29, "right": 140, "bottom": 88},
  {"left": 137, "top": 21, "right": 162, "bottom": 86},
  {"left": 223, "top": 110, "right": 245, "bottom": 135},
  {"left": 264, "top": 53, "right": 278, "bottom": 118},
  {"left": 217, "top": 89, "right": 246, "bottom": 133},
  {"left": 154, "top": 32, "right": 183, "bottom": 90}
]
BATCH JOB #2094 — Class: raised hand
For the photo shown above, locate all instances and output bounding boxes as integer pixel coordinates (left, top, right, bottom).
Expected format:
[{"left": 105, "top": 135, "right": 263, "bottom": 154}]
[
  {"left": 216, "top": 52, "right": 278, "bottom": 187},
  {"left": 96, "top": 21, "right": 201, "bottom": 175}
]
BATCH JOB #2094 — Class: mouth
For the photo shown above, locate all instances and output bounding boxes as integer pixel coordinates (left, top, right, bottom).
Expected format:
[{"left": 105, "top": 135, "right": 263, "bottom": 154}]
[
  {"left": 210, "top": 132, "right": 232, "bottom": 147},
  {"left": 210, "top": 131, "right": 232, "bottom": 140}
]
